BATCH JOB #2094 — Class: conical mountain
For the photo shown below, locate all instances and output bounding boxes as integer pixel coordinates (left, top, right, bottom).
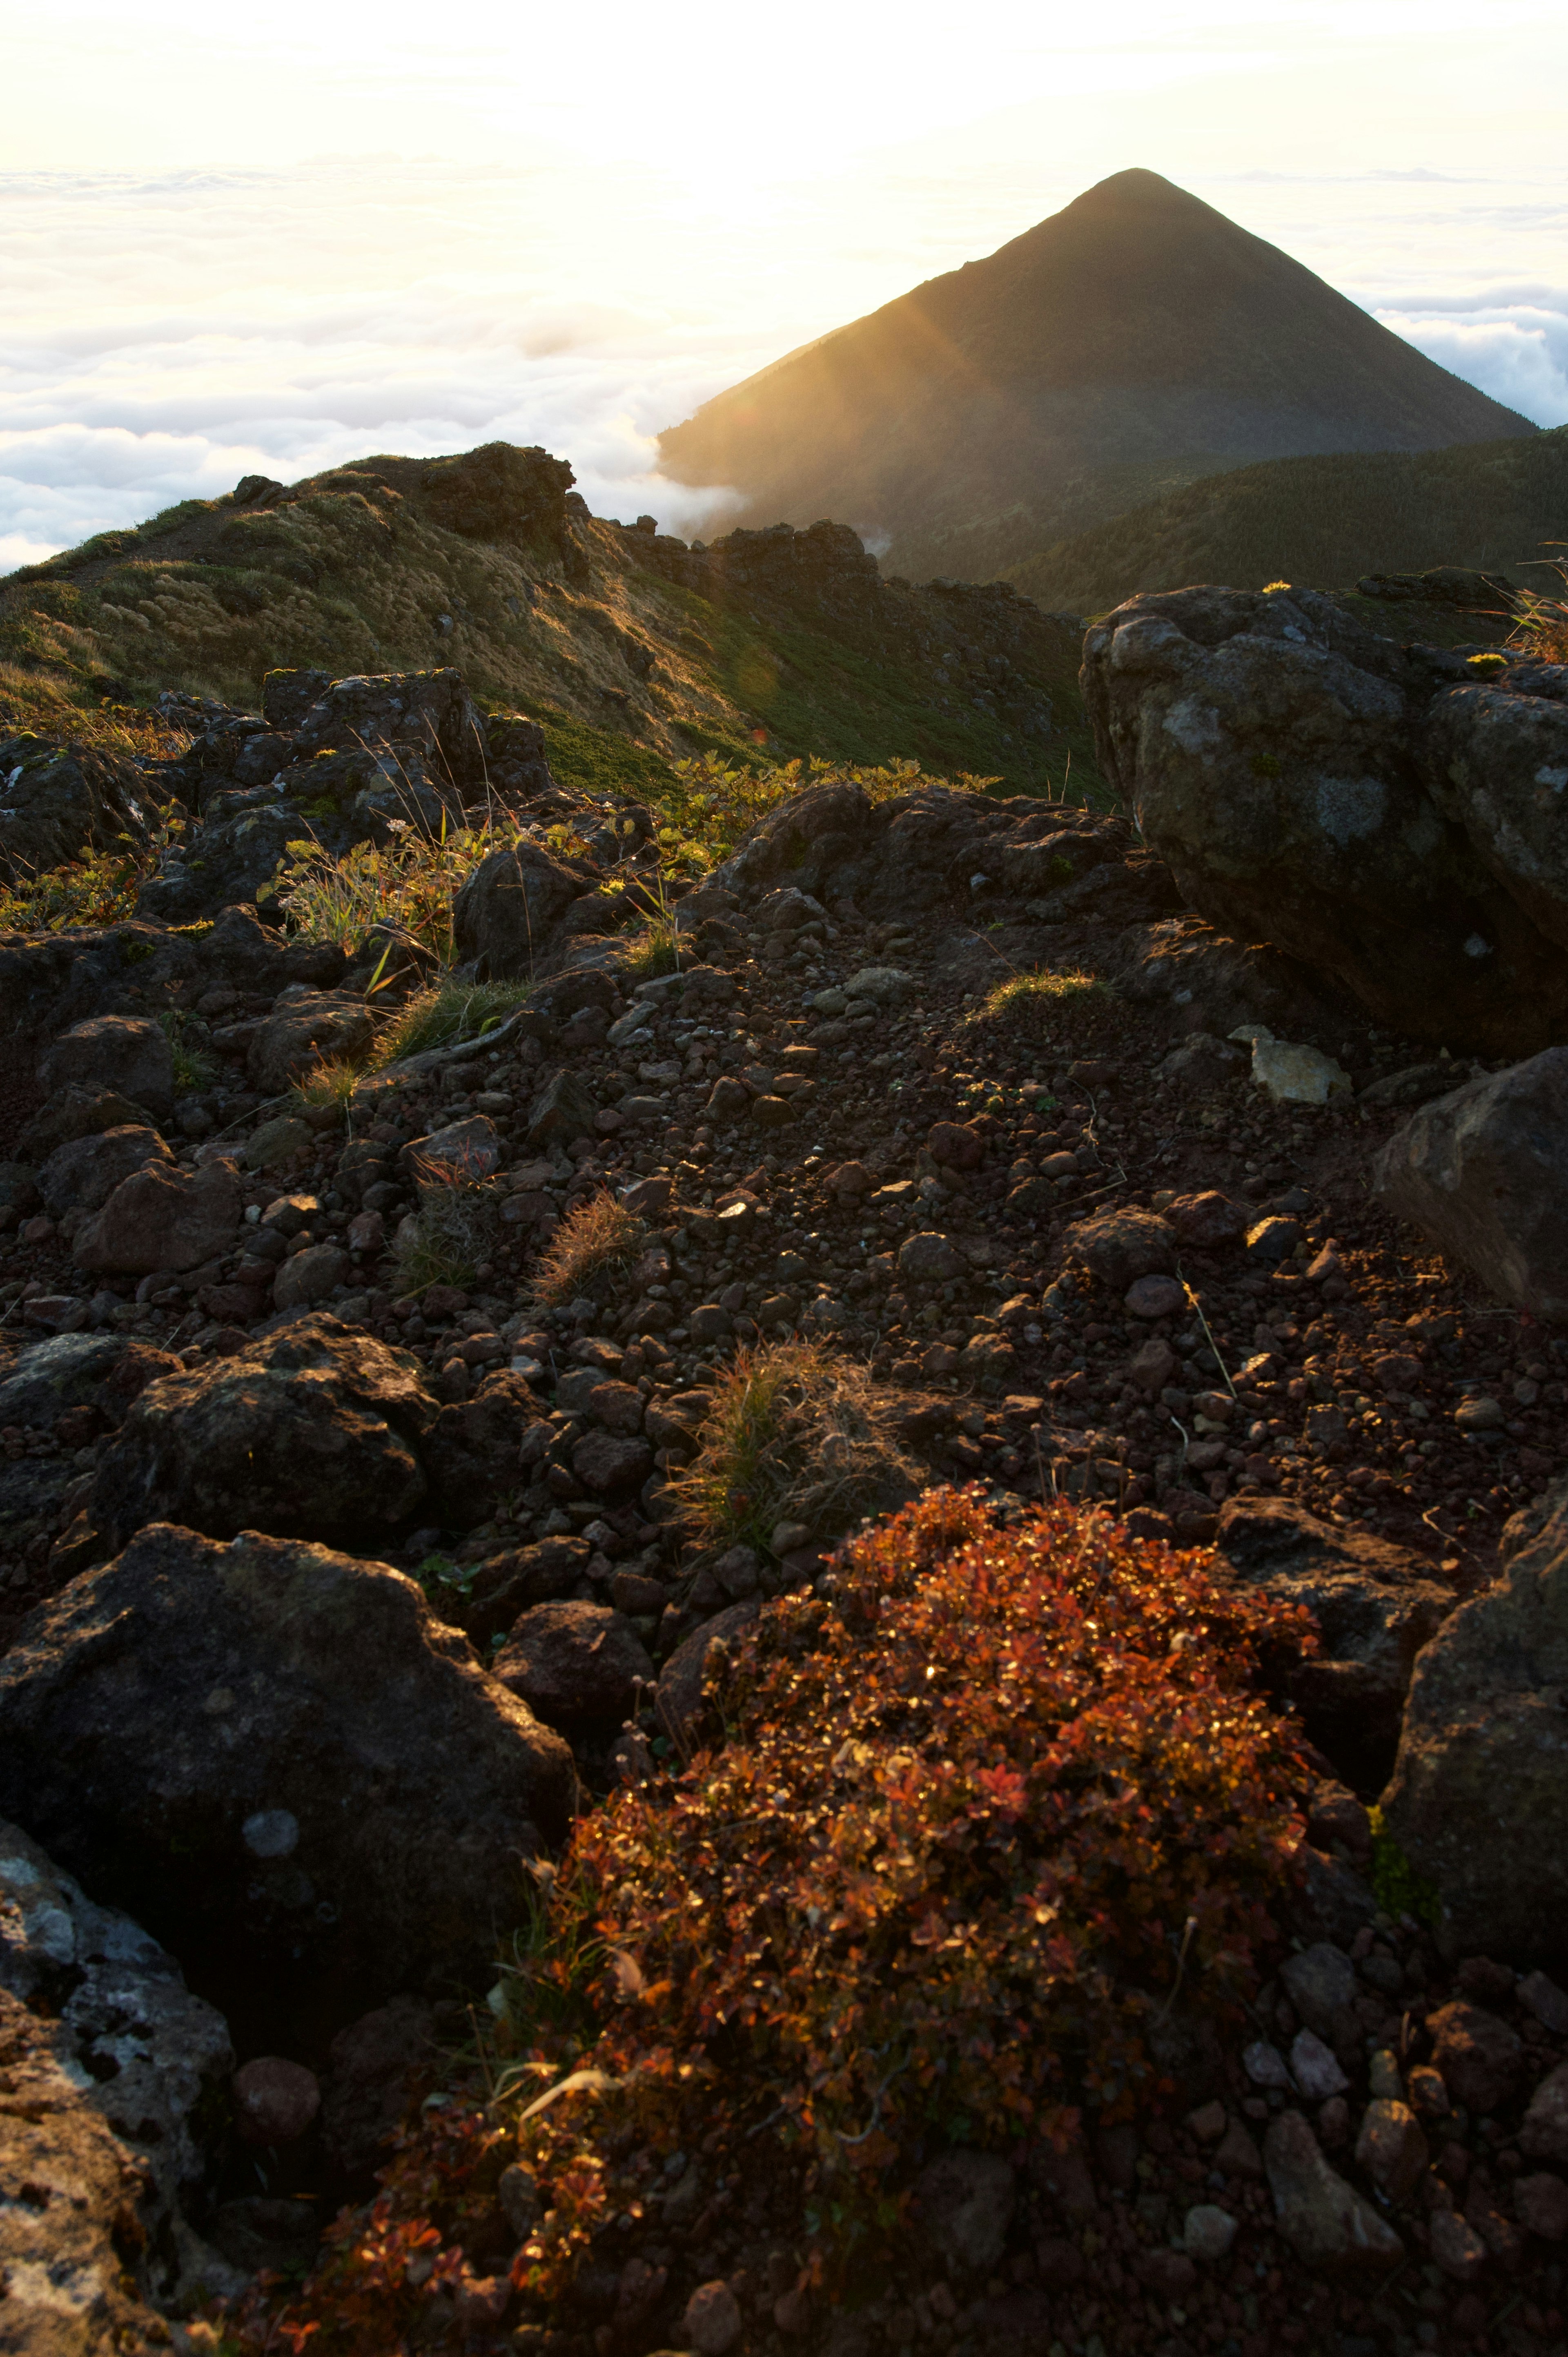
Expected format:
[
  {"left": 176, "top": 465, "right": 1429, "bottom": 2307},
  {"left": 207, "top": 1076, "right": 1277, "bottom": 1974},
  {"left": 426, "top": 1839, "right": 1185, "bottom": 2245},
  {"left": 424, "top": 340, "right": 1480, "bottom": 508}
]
[{"left": 658, "top": 169, "right": 1535, "bottom": 581}]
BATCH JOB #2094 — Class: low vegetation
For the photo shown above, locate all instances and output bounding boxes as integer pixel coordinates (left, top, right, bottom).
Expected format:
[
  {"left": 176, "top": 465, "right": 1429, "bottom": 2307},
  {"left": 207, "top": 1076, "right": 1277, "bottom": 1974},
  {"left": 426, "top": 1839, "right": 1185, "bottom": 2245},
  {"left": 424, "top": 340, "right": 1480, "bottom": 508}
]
[
  {"left": 671, "top": 1341, "right": 926, "bottom": 1558},
  {"left": 393, "top": 1162, "right": 505, "bottom": 1295},
  {"left": 531, "top": 1192, "right": 646, "bottom": 1308},
  {"left": 227, "top": 1490, "right": 1317, "bottom": 2353},
  {"left": 376, "top": 980, "right": 535, "bottom": 1064}
]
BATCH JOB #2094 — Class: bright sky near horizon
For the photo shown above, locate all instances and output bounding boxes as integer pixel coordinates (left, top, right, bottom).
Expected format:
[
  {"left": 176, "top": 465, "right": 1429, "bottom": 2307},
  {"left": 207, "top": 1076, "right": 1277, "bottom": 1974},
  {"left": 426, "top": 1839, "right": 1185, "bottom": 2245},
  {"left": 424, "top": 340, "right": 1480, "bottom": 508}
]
[{"left": 2, "top": 0, "right": 1566, "bottom": 571}]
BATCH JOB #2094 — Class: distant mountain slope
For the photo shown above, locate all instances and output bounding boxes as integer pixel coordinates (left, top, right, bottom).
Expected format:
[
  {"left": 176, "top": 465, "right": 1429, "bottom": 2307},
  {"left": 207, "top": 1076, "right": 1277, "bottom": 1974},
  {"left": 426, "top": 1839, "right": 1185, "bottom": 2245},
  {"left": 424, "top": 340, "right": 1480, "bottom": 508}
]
[
  {"left": 657, "top": 169, "right": 1535, "bottom": 582},
  {"left": 0, "top": 442, "right": 1092, "bottom": 803},
  {"left": 1004, "top": 426, "right": 1568, "bottom": 615}
]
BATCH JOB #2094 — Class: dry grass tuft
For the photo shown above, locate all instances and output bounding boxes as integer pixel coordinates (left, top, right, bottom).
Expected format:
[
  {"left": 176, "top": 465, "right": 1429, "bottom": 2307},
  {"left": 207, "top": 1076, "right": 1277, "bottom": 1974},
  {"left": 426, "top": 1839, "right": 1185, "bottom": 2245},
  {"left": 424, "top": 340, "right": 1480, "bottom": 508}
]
[
  {"left": 0, "top": 670, "right": 193, "bottom": 760},
  {"left": 532, "top": 1192, "right": 647, "bottom": 1308},
  {"left": 1510, "top": 564, "right": 1568, "bottom": 665},
  {"left": 377, "top": 979, "right": 534, "bottom": 1065},
  {"left": 290, "top": 1057, "right": 360, "bottom": 1113},
  {"left": 971, "top": 966, "right": 1105, "bottom": 1034},
  {"left": 672, "top": 1341, "right": 925, "bottom": 1557},
  {"left": 394, "top": 1159, "right": 503, "bottom": 1294}
]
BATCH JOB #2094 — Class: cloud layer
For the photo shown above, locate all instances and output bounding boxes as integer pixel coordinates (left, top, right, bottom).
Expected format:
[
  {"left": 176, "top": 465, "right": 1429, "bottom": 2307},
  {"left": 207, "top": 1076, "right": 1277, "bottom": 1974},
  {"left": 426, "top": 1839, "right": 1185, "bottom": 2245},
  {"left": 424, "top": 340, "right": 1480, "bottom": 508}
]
[{"left": 2, "top": 152, "right": 1564, "bottom": 580}]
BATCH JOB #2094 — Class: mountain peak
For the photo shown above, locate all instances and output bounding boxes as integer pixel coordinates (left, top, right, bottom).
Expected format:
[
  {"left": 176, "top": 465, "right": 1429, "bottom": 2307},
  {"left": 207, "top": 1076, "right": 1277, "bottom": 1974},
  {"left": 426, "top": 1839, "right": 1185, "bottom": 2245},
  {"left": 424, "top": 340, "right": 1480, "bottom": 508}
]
[{"left": 658, "top": 173, "right": 1533, "bottom": 582}]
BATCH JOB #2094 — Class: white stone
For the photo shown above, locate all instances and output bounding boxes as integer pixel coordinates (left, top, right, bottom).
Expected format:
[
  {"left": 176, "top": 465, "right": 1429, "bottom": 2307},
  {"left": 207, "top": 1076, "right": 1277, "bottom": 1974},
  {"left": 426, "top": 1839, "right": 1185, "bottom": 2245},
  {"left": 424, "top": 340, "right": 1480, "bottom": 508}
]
[{"left": 1251, "top": 1039, "right": 1352, "bottom": 1105}]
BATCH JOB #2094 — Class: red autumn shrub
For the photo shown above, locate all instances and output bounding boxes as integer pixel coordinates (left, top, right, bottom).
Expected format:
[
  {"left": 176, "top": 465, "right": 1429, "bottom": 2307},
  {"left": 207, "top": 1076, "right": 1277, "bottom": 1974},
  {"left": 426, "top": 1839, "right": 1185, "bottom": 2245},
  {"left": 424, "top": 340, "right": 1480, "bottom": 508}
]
[{"left": 229, "top": 1491, "right": 1316, "bottom": 2354}]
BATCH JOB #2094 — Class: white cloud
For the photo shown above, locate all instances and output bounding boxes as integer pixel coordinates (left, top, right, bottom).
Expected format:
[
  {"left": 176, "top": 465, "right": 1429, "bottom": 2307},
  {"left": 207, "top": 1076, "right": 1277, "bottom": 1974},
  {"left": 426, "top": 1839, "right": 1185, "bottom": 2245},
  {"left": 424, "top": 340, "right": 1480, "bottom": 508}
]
[{"left": 1370, "top": 298, "right": 1568, "bottom": 428}]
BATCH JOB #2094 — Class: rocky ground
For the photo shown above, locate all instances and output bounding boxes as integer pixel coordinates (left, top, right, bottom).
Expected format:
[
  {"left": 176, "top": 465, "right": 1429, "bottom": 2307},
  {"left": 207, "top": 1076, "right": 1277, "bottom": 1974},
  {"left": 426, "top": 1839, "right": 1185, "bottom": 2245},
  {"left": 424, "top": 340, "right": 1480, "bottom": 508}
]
[{"left": 1, "top": 594, "right": 1567, "bottom": 2357}]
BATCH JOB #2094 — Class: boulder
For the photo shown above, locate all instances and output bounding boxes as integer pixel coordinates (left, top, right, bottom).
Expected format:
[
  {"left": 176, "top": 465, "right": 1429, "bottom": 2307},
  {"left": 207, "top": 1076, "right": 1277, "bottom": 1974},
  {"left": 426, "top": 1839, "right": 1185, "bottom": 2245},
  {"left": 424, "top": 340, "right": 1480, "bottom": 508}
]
[
  {"left": 71, "top": 1156, "right": 242, "bottom": 1276},
  {"left": 0, "top": 1816, "right": 236, "bottom": 2306},
  {"left": 0, "top": 733, "right": 151, "bottom": 883},
  {"left": 461, "top": 1537, "right": 591, "bottom": 1647},
  {"left": 88, "top": 1313, "right": 439, "bottom": 1551},
  {"left": 656, "top": 1601, "right": 760, "bottom": 1753},
  {"left": 1372, "top": 1048, "right": 1568, "bottom": 1320},
  {"left": 1263, "top": 2109, "right": 1403, "bottom": 2275},
  {"left": 1214, "top": 1496, "right": 1454, "bottom": 1789},
  {"left": 1081, "top": 585, "right": 1568, "bottom": 1053},
  {"left": 38, "top": 1015, "right": 174, "bottom": 1121},
  {"left": 0, "top": 1331, "right": 133, "bottom": 1432},
  {"left": 1382, "top": 1485, "right": 1568, "bottom": 1966},
  {"left": 525, "top": 1068, "right": 600, "bottom": 1146},
  {"left": 248, "top": 987, "right": 377, "bottom": 1094},
  {"left": 36, "top": 1124, "right": 172, "bottom": 1218},
  {"left": 422, "top": 1370, "right": 548, "bottom": 1527},
  {"left": 17, "top": 1084, "right": 154, "bottom": 1161},
  {"left": 452, "top": 841, "right": 583, "bottom": 979},
  {"left": 0, "top": 1522, "right": 576, "bottom": 2031},
  {"left": 1065, "top": 1206, "right": 1176, "bottom": 1289},
  {"left": 492, "top": 1600, "right": 655, "bottom": 1727},
  {"left": 0, "top": 1986, "right": 182, "bottom": 2350},
  {"left": 1423, "top": 676, "right": 1568, "bottom": 952},
  {"left": 322, "top": 1994, "right": 441, "bottom": 2179}
]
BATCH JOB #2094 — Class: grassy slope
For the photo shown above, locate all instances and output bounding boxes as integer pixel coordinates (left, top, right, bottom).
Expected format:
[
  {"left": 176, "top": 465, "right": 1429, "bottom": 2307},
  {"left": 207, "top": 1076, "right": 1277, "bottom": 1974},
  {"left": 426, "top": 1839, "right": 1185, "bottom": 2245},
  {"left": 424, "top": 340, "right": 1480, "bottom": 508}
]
[
  {"left": 0, "top": 454, "right": 1097, "bottom": 803},
  {"left": 1004, "top": 427, "right": 1568, "bottom": 616}
]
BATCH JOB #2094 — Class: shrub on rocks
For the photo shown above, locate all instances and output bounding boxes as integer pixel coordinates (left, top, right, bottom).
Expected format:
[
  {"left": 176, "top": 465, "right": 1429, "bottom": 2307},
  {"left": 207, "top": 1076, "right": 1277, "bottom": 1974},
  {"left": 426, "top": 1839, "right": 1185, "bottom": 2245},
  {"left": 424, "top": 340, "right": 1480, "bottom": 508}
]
[{"left": 234, "top": 1493, "right": 1316, "bottom": 2349}]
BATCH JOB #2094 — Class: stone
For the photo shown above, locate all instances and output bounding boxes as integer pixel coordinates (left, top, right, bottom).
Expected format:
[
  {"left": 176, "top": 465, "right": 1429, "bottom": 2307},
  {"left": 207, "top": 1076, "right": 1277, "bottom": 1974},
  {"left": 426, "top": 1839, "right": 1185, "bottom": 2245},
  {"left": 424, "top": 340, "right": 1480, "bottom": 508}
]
[
  {"left": 1214, "top": 1496, "right": 1453, "bottom": 1787},
  {"left": 1064, "top": 1206, "right": 1176, "bottom": 1288},
  {"left": 89, "top": 1312, "right": 438, "bottom": 1551},
  {"left": 248, "top": 989, "right": 375, "bottom": 1094},
  {"left": 688, "top": 1303, "right": 734, "bottom": 1342},
  {"left": 1168, "top": 1190, "right": 1249, "bottom": 1247},
  {"left": 526, "top": 1068, "right": 601, "bottom": 1146},
  {"left": 1519, "top": 2064, "right": 1568, "bottom": 2164},
  {"left": 72, "top": 1157, "right": 242, "bottom": 1277},
  {"left": 1454, "top": 1394, "right": 1506, "bottom": 1432},
  {"left": 401, "top": 1114, "right": 502, "bottom": 1183},
  {"left": 1381, "top": 1487, "right": 1568, "bottom": 1965},
  {"left": 571, "top": 1430, "right": 654, "bottom": 1497},
  {"left": 1426, "top": 2002, "right": 1523, "bottom": 2114},
  {"left": 1291, "top": 2029, "right": 1350, "bottom": 2101},
  {"left": 1244, "top": 2040, "right": 1292, "bottom": 2090},
  {"left": 1372, "top": 1048, "right": 1568, "bottom": 1320},
  {"left": 842, "top": 964, "right": 914, "bottom": 1004},
  {"left": 0, "top": 1815, "right": 236, "bottom": 2308},
  {"left": 1428, "top": 2207, "right": 1488, "bottom": 2283},
  {"left": 269, "top": 1240, "right": 350, "bottom": 1310},
  {"left": 1354, "top": 2100, "right": 1428, "bottom": 2203},
  {"left": 1280, "top": 1942, "right": 1359, "bottom": 2036},
  {"left": 655, "top": 1601, "right": 760, "bottom": 1753},
  {"left": 1125, "top": 1273, "right": 1185, "bottom": 1320},
  {"left": 39, "top": 1014, "right": 174, "bottom": 1120},
  {"left": 913, "top": 2148, "right": 1016, "bottom": 2275},
  {"left": 492, "top": 1601, "right": 654, "bottom": 1727},
  {"left": 1263, "top": 2109, "right": 1404, "bottom": 2275},
  {"left": 1080, "top": 583, "right": 1568, "bottom": 1053},
  {"left": 1515, "top": 2172, "right": 1568, "bottom": 2239},
  {"left": 242, "top": 1113, "right": 316, "bottom": 1170},
  {"left": 0, "top": 1331, "right": 133, "bottom": 1432},
  {"left": 1246, "top": 1214, "right": 1303, "bottom": 1261},
  {"left": 1214, "top": 2116, "right": 1265, "bottom": 2179},
  {"left": 928, "top": 1121, "right": 984, "bottom": 1171},
  {"left": 321, "top": 1995, "right": 440, "bottom": 2180},
  {"left": 683, "top": 2279, "right": 744, "bottom": 2357},
  {"left": 233, "top": 2056, "right": 321, "bottom": 2146},
  {"left": 36, "top": 1125, "right": 172, "bottom": 1218},
  {"left": 462, "top": 1538, "right": 590, "bottom": 1646},
  {"left": 1129, "top": 1336, "right": 1176, "bottom": 1391},
  {"left": 898, "top": 1231, "right": 967, "bottom": 1282},
  {"left": 1252, "top": 1040, "right": 1351, "bottom": 1106},
  {"left": 424, "top": 1370, "right": 545, "bottom": 1527},
  {"left": 452, "top": 840, "right": 583, "bottom": 978},
  {"left": 1180, "top": 2203, "right": 1238, "bottom": 2263},
  {"left": 0, "top": 1523, "right": 575, "bottom": 2027},
  {"left": 1519, "top": 1971, "right": 1568, "bottom": 2035}
]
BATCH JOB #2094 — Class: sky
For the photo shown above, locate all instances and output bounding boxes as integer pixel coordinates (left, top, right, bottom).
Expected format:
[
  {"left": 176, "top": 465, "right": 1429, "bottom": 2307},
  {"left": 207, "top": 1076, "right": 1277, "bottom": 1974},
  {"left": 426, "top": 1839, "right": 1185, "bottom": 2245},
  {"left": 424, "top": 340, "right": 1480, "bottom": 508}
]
[{"left": 2, "top": 0, "right": 1566, "bottom": 573}]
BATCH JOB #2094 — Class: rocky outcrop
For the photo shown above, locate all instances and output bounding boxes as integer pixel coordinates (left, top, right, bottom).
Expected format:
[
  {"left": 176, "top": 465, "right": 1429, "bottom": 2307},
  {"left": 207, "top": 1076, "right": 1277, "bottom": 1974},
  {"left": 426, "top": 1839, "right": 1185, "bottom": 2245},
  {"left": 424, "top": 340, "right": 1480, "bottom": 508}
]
[
  {"left": 1381, "top": 1483, "right": 1568, "bottom": 1968},
  {"left": 1082, "top": 585, "right": 1568, "bottom": 1051},
  {"left": 452, "top": 840, "right": 586, "bottom": 980},
  {"left": 72, "top": 1156, "right": 241, "bottom": 1277},
  {"left": 0, "top": 1522, "right": 577, "bottom": 2029},
  {"left": 0, "top": 731, "right": 153, "bottom": 885},
  {"left": 0, "top": 1818, "right": 237, "bottom": 2310},
  {"left": 88, "top": 1313, "right": 450, "bottom": 1550},
  {"left": 1372, "top": 1048, "right": 1568, "bottom": 1320}
]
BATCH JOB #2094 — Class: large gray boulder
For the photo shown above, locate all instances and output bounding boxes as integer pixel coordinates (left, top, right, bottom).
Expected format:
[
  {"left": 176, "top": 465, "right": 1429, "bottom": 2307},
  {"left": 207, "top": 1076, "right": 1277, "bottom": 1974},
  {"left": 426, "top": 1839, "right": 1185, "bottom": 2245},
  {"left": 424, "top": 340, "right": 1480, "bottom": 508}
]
[
  {"left": 1423, "top": 677, "right": 1568, "bottom": 952},
  {"left": 1381, "top": 1484, "right": 1568, "bottom": 1969},
  {"left": 1372, "top": 1047, "right": 1568, "bottom": 1320},
  {"left": 1081, "top": 586, "right": 1568, "bottom": 1053},
  {"left": 0, "top": 1523, "right": 577, "bottom": 2029},
  {"left": 0, "top": 732, "right": 151, "bottom": 884}
]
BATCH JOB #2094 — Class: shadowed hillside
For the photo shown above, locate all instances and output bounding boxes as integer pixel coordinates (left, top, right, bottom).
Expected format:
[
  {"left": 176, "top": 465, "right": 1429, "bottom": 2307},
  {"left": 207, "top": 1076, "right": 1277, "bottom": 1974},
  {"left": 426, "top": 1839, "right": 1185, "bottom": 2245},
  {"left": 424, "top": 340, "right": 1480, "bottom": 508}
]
[
  {"left": 1005, "top": 426, "right": 1568, "bottom": 615},
  {"left": 657, "top": 169, "right": 1535, "bottom": 582}
]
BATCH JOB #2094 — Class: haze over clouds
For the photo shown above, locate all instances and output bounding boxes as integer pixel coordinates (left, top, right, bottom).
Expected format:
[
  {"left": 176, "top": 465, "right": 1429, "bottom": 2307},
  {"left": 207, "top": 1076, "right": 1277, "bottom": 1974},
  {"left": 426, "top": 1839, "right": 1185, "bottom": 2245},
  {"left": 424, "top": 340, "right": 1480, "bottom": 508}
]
[{"left": 2, "top": 0, "right": 1565, "bottom": 573}]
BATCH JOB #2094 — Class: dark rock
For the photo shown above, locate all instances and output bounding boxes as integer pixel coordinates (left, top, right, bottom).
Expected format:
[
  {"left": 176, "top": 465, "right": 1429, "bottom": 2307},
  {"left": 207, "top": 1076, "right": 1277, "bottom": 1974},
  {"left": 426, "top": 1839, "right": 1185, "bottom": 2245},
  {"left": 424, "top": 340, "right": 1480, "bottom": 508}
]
[
  {"left": 1263, "top": 2108, "right": 1403, "bottom": 2274},
  {"left": 37, "top": 1124, "right": 171, "bottom": 1216},
  {"left": 73, "top": 1157, "right": 242, "bottom": 1277},
  {"left": 18, "top": 1084, "right": 156, "bottom": 1160},
  {"left": 1214, "top": 1495, "right": 1453, "bottom": 1788},
  {"left": 492, "top": 1600, "right": 654, "bottom": 1726},
  {"left": 526, "top": 1068, "right": 601, "bottom": 1146},
  {"left": 1426, "top": 2002, "right": 1524, "bottom": 2114},
  {"left": 452, "top": 841, "right": 583, "bottom": 979},
  {"left": 0, "top": 733, "right": 152, "bottom": 883},
  {"left": 0, "top": 1331, "right": 132, "bottom": 1432},
  {"left": 322, "top": 1994, "right": 441, "bottom": 2180},
  {"left": 0, "top": 1522, "right": 576, "bottom": 2037},
  {"left": 424, "top": 1370, "right": 546, "bottom": 1527},
  {"left": 248, "top": 988, "right": 376, "bottom": 1094},
  {"left": 1372, "top": 1048, "right": 1568, "bottom": 1320},
  {"left": 89, "top": 1313, "right": 438, "bottom": 1551},
  {"left": 911, "top": 2147, "right": 1016, "bottom": 2276},
  {"left": 655, "top": 1601, "right": 760, "bottom": 1753},
  {"left": 463, "top": 1537, "right": 591, "bottom": 1646},
  {"left": 1065, "top": 1206, "right": 1176, "bottom": 1288},
  {"left": 1382, "top": 1482, "right": 1568, "bottom": 1966},
  {"left": 39, "top": 1015, "right": 174, "bottom": 1121}
]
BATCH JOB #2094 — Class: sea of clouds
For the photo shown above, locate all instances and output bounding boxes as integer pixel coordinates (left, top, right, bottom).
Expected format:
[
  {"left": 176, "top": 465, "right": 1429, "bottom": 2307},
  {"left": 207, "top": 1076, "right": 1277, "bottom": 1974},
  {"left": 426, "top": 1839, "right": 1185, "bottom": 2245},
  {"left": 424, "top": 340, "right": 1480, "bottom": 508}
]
[{"left": 3, "top": 158, "right": 1565, "bottom": 577}]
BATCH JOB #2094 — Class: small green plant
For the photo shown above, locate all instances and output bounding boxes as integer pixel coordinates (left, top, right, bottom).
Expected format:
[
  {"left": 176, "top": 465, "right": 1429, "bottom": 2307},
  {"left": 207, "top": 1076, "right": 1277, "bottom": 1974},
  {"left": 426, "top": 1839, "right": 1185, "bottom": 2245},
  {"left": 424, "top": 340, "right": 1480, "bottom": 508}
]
[
  {"left": 270, "top": 815, "right": 508, "bottom": 960},
  {"left": 394, "top": 1160, "right": 503, "bottom": 1294},
  {"left": 971, "top": 967, "right": 1104, "bottom": 1031},
  {"left": 1249, "top": 751, "right": 1283, "bottom": 778},
  {"left": 376, "top": 979, "right": 533, "bottom": 1064},
  {"left": 159, "top": 1008, "right": 217, "bottom": 1094},
  {"left": 532, "top": 1192, "right": 646, "bottom": 1308},
  {"left": 290, "top": 1057, "right": 360, "bottom": 1114},
  {"left": 670, "top": 1340, "right": 922, "bottom": 1559},
  {"left": 1366, "top": 1804, "right": 1440, "bottom": 1927}
]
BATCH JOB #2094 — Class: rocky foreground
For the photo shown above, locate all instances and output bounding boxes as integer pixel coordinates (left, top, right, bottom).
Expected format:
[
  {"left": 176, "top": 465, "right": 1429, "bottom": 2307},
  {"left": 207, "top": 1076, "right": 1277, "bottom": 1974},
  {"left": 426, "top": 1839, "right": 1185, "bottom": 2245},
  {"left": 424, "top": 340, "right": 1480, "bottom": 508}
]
[{"left": 2, "top": 588, "right": 1568, "bottom": 2357}]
